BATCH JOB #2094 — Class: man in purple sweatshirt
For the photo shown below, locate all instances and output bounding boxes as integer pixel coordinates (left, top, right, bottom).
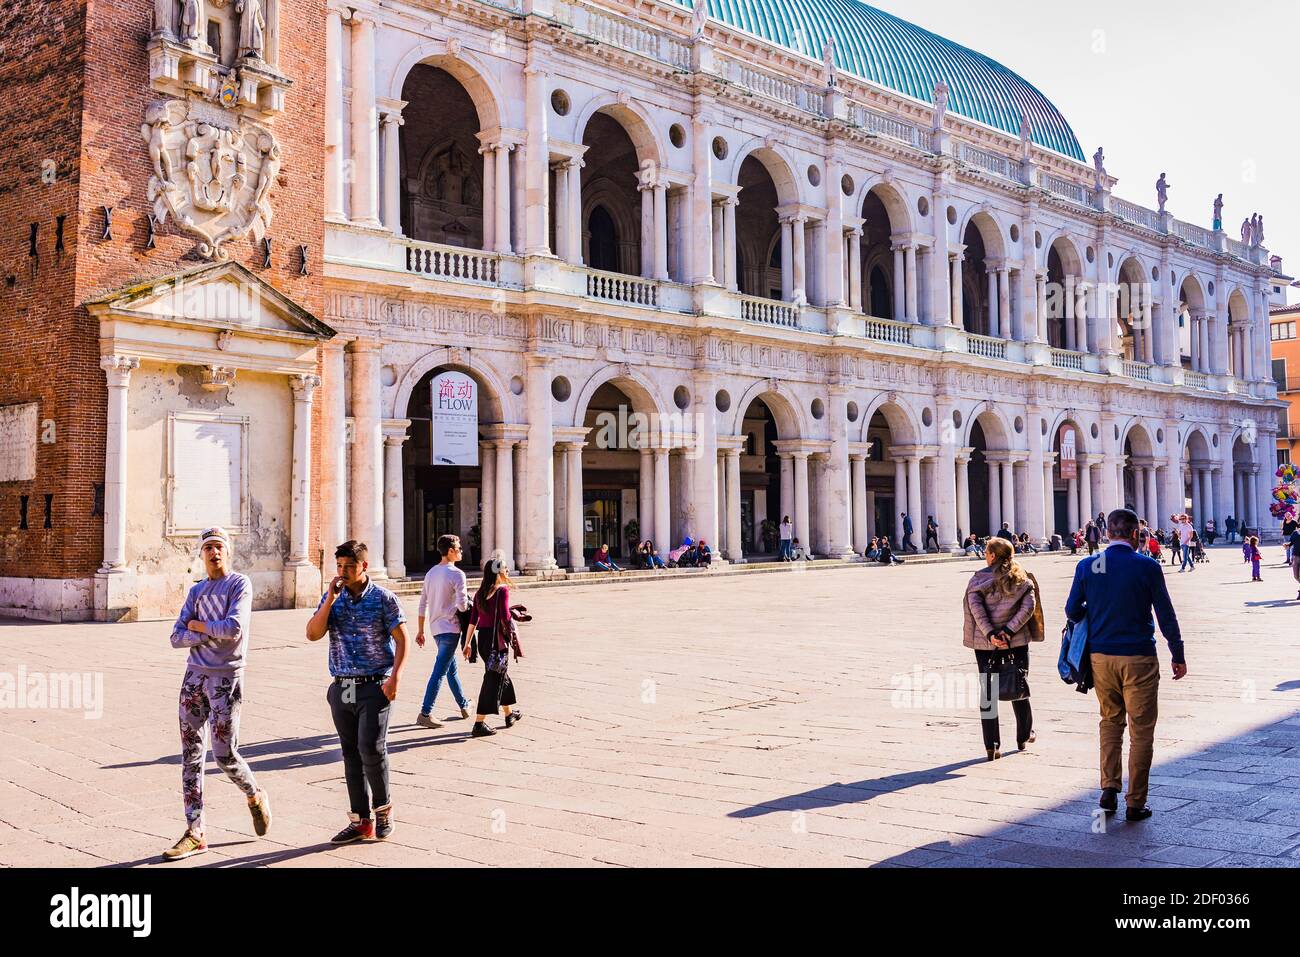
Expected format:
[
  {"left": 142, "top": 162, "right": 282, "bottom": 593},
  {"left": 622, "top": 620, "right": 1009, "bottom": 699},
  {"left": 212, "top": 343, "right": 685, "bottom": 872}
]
[{"left": 163, "top": 526, "right": 271, "bottom": 861}]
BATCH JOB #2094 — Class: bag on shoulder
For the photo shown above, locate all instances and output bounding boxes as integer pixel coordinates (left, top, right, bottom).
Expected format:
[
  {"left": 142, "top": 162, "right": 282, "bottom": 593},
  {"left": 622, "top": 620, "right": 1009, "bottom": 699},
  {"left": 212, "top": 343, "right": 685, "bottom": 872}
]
[{"left": 1025, "top": 572, "right": 1046, "bottom": 643}]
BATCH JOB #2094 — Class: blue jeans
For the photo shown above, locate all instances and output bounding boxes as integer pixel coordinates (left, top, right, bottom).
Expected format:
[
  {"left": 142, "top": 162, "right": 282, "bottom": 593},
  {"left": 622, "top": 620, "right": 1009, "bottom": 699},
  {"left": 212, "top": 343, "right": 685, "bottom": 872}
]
[
  {"left": 779, "top": 539, "right": 793, "bottom": 560},
  {"left": 421, "top": 633, "right": 469, "bottom": 715},
  {"left": 648, "top": 554, "right": 666, "bottom": 568},
  {"left": 1181, "top": 543, "right": 1193, "bottom": 570}
]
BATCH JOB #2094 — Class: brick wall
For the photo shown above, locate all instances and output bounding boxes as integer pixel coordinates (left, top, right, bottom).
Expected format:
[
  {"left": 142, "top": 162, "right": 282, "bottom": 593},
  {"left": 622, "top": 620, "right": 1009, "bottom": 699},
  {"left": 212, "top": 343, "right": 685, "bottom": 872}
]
[
  {"left": 0, "top": 0, "right": 327, "bottom": 584},
  {"left": 0, "top": 1, "right": 87, "bottom": 580}
]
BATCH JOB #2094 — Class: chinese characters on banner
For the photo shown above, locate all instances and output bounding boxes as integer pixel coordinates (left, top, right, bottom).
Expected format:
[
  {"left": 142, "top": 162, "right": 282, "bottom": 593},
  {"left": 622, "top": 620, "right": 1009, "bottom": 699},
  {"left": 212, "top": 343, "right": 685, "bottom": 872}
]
[
  {"left": 430, "top": 371, "right": 478, "bottom": 466},
  {"left": 1059, "top": 427, "right": 1077, "bottom": 480}
]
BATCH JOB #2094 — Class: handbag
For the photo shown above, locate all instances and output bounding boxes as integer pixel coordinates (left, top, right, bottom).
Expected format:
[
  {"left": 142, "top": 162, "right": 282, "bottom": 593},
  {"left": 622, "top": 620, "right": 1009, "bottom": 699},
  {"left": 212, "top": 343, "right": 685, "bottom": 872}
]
[
  {"left": 484, "top": 590, "right": 511, "bottom": 674},
  {"left": 990, "top": 650, "right": 1030, "bottom": 701}
]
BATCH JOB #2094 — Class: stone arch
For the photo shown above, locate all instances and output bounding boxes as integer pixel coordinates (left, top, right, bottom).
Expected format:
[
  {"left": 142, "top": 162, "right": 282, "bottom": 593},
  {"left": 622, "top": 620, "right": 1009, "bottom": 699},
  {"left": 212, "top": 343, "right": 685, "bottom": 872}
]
[
  {"left": 388, "top": 46, "right": 505, "bottom": 131},
  {"left": 1182, "top": 423, "right": 1213, "bottom": 459},
  {"left": 1120, "top": 419, "right": 1157, "bottom": 456},
  {"left": 1045, "top": 231, "right": 1085, "bottom": 276},
  {"left": 730, "top": 381, "right": 806, "bottom": 440},
  {"left": 965, "top": 403, "right": 1015, "bottom": 451},
  {"left": 1045, "top": 410, "right": 1090, "bottom": 454},
  {"left": 958, "top": 207, "right": 1008, "bottom": 260},
  {"left": 570, "top": 364, "right": 665, "bottom": 430},
  {"left": 729, "top": 141, "right": 801, "bottom": 207},
  {"left": 391, "top": 346, "right": 510, "bottom": 423},
  {"left": 857, "top": 179, "right": 914, "bottom": 235},
  {"left": 573, "top": 96, "right": 665, "bottom": 171},
  {"left": 858, "top": 395, "right": 921, "bottom": 445},
  {"left": 1177, "top": 270, "right": 1209, "bottom": 312}
]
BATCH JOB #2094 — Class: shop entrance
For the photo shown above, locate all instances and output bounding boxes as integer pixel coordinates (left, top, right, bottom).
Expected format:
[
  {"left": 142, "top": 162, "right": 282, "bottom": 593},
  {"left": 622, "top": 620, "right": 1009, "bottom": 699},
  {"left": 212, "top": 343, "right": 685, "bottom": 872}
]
[{"left": 583, "top": 490, "right": 623, "bottom": 559}]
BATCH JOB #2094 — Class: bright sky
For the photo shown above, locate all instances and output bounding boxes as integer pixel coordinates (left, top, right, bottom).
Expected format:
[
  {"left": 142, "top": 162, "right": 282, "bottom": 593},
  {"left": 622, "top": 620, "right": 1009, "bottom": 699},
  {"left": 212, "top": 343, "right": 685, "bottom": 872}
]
[{"left": 870, "top": 0, "right": 1300, "bottom": 301}]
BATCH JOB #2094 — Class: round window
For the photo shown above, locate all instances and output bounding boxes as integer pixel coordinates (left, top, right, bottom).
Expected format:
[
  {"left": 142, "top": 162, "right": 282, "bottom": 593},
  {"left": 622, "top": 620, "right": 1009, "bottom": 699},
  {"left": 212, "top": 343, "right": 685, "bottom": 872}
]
[
  {"left": 847, "top": 401, "right": 859, "bottom": 423},
  {"left": 917, "top": 196, "right": 930, "bottom": 217},
  {"left": 841, "top": 174, "right": 854, "bottom": 197},
  {"left": 669, "top": 124, "right": 685, "bottom": 149},
  {"left": 947, "top": 206, "right": 957, "bottom": 225},
  {"left": 551, "top": 376, "right": 571, "bottom": 402},
  {"left": 550, "top": 90, "right": 570, "bottom": 116},
  {"left": 674, "top": 385, "right": 691, "bottom": 410},
  {"left": 711, "top": 137, "right": 728, "bottom": 160},
  {"left": 811, "top": 398, "right": 825, "bottom": 420},
  {"left": 921, "top": 407, "right": 933, "bottom": 427},
  {"left": 715, "top": 389, "right": 731, "bottom": 413},
  {"left": 509, "top": 376, "right": 524, "bottom": 396},
  {"left": 1010, "top": 224, "right": 1020, "bottom": 243},
  {"left": 807, "top": 165, "right": 821, "bottom": 187}
]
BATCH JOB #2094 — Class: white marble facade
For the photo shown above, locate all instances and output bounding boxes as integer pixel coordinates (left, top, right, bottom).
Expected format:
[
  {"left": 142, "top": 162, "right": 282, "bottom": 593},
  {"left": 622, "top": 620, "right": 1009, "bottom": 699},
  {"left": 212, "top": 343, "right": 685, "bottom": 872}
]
[{"left": 317, "top": 0, "right": 1284, "bottom": 577}]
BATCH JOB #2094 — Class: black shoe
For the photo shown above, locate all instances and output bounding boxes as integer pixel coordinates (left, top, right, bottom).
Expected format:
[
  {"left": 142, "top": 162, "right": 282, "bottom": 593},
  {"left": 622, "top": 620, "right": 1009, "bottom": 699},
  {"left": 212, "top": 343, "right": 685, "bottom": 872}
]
[
  {"left": 330, "top": 817, "right": 373, "bottom": 844},
  {"left": 1125, "top": 805, "right": 1153, "bottom": 822},
  {"left": 1018, "top": 731, "right": 1036, "bottom": 751},
  {"left": 374, "top": 804, "right": 393, "bottom": 840},
  {"left": 471, "top": 721, "right": 496, "bottom": 738},
  {"left": 504, "top": 711, "right": 522, "bottom": 728},
  {"left": 1099, "top": 787, "right": 1119, "bottom": 814},
  {"left": 985, "top": 747, "right": 1001, "bottom": 761}
]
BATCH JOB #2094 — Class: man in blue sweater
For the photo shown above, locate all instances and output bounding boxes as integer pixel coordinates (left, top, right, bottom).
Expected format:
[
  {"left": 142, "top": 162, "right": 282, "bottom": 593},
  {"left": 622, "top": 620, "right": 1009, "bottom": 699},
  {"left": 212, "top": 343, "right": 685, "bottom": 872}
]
[{"left": 1065, "top": 508, "right": 1187, "bottom": 822}]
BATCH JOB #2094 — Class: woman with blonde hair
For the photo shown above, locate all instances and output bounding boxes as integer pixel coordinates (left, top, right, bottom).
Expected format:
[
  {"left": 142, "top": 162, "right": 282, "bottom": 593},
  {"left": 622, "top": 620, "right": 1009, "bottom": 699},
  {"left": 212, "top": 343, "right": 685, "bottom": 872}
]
[{"left": 961, "top": 537, "right": 1045, "bottom": 761}]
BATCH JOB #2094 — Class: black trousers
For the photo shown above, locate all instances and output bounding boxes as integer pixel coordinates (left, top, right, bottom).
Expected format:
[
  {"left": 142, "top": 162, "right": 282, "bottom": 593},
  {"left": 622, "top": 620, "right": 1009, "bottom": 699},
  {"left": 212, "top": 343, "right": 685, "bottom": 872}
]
[
  {"left": 973, "top": 647, "right": 1032, "bottom": 751},
  {"left": 475, "top": 642, "right": 518, "bottom": 716},
  {"left": 924, "top": 530, "right": 939, "bottom": 551},
  {"left": 327, "top": 680, "right": 391, "bottom": 816}
]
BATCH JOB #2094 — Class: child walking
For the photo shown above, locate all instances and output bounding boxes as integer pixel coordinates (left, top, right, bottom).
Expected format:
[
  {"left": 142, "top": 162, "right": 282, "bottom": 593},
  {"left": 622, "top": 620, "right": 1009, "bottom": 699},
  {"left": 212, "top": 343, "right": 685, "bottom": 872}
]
[
  {"left": 1248, "top": 537, "right": 1263, "bottom": 582},
  {"left": 1242, "top": 537, "right": 1252, "bottom": 564}
]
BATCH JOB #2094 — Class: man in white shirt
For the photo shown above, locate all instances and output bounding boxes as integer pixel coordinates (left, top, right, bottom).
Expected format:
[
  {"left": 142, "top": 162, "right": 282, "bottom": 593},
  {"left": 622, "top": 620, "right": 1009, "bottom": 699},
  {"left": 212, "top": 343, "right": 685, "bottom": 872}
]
[
  {"left": 415, "top": 534, "right": 472, "bottom": 728},
  {"left": 1176, "top": 515, "right": 1196, "bottom": 573}
]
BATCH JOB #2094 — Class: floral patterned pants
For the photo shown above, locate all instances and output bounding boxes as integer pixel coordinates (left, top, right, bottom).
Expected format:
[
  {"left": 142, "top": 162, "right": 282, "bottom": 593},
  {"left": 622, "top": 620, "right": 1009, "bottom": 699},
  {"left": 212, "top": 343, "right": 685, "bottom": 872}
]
[{"left": 179, "top": 669, "right": 259, "bottom": 830}]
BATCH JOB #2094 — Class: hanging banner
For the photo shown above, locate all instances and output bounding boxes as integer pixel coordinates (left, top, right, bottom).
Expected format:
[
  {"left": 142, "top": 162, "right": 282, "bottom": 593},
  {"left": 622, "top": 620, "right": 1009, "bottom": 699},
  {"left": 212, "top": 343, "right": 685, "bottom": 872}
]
[
  {"left": 430, "top": 371, "right": 478, "bottom": 466},
  {"left": 1059, "top": 427, "right": 1077, "bottom": 480}
]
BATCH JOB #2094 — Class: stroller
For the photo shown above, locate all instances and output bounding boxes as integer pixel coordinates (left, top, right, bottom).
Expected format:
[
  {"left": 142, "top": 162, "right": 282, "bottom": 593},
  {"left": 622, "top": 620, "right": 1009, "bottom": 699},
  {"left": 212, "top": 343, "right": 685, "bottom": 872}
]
[{"left": 1191, "top": 533, "right": 1208, "bottom": 563}]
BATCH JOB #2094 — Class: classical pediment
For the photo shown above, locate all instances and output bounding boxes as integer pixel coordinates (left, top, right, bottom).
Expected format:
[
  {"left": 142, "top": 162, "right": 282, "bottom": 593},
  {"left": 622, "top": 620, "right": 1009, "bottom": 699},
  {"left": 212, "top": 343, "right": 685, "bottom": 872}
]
[{"left": 85, "top": 261, "right": 334, "bottom": 341}]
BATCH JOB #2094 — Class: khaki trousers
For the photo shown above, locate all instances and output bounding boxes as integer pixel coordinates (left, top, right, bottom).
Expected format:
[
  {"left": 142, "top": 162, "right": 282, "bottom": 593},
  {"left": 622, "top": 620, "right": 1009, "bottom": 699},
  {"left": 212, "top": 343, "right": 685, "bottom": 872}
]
[{"left": 1090, "top": 653, "right": 1160, "bottom": 808}]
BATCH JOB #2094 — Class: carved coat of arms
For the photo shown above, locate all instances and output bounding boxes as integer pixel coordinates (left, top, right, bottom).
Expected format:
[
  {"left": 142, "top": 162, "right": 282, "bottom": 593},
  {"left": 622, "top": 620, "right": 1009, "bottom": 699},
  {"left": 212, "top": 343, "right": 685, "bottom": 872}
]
[{"left": 142, "top": 97, "right": 280, "bottom": 260}]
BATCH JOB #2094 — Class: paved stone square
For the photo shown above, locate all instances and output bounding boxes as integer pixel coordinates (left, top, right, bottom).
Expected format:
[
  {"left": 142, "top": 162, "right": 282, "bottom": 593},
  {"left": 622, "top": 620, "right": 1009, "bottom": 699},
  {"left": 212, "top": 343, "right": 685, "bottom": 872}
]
[{"left": 1, "top": 547, "right": 1298, "bottom": 868}]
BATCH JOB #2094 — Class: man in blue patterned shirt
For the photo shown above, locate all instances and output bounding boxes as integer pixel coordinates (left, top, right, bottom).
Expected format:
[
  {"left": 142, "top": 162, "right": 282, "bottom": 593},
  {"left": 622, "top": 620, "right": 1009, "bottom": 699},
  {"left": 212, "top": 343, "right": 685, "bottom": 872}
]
[{"left": 306, "top": 540, "right": 409, "bottom": 843}]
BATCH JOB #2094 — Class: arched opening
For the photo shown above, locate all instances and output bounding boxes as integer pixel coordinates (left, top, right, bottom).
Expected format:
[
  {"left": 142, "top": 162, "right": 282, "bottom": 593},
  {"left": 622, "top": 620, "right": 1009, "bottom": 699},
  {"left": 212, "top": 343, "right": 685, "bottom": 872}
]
[
  {"left": 1182, "top": 429, "right": 1213, "bottom": 525},
  {"left": 968, "top": 411, "right": 1012, "bottom": 538},
  {"left": 401, "top": 364, "right": 502, "bottom": 575},
  {"left": 400, "top": 65, "right": 486, "bottom": 247},
  {"left": 961, "top": 213, "right": 1005, "bottom": 336},
  {"left": 1045, "top": 237, "right": 1085, "bottom": 350},
  {"left": 735, "top": 156, "right": 783, "bottom": 300},
  {"left": 1178, "top": 275, "right": 1207, "bottom": 370},
  {"left": 1122, "top": 425, "right": 1157, "bottom": 520},
  {"left": 578, "top": 113, "right": 642, "bottom": 276},
  {"left": 736, "top": 398, "right": 782, "bottom": 557},
  {"left": 572, "top": 382, "right": 650, "bottom": 564},
  {"left": 1115, "top": 257, "right": 1149, "bottom": 362},
  {"left": 1230, "top": 434, "right": 1256, "bottom": 535},
  {"left": 858, "top": 188, "right": 904, "bottom": 319},
  {"left": 870, "top": 401, "right": 919, "bottom": 547},
  {"left": 1049, "top": 420, "right": 1088, "bottom": 536},
  {"left": 1228, "top": 290, "right": 1251, "bottom": 379}
]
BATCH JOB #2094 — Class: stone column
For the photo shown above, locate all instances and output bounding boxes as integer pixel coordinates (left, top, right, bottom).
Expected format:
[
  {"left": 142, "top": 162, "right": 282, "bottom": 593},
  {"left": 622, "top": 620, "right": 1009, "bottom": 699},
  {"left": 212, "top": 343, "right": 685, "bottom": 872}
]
[
  {"left": 851, "top": 454, "right": 868, "bottom": 553},
  {"left": 1000, "top": 460, "right": 1016, "bottom": 534},
  {"left": 998, "top": 267, "right": 1012, "bottom": 339},
  {"left": 824, "top": 158, "right": 845, "bottom": 307},
  {"left": 933, "top": 444, "right": 958, "bottom": 549},
  {"left": 1036, "top": 274, "right": 1048, "bottom": 342},
  {"left": 1200, "top": 469, "right": 1214, "bottom": 529},
  {"left": 481, "top": 145, "right": 496, "bottom": 251},
  {"left": 825, "top": 389, "right": 854, "bottom": 557},
  {"left": 987, "top": 459, "right": 1001, "bottom": 531},
  {"left": 779, "top": 453, "right": 794, "bottom": 526},
  {"left": 723, "top": 197, "right": 738, "bottom": 290},
  {"left": 638, "top": 447, "right": 654, "bottom": 551},
  {"left": 691, "top": 112, "right": 714, "bottom": 284},
  {"left": 847, "top": 229, "right": 862, "bottom": 311},
  {"left": 893, "top": 246, "right": 906, "bottom": 321},
  {"left": 780, "top": 217, "right": 794, "bottom": 301},
  {"left": 904, "top": 243, "right": 919, "bottom": 322},
  {"left": 906, "top": 455, "right": 922, "bottom": 536},
  {"left": 1190, "top": 467, "right": 1202, "bottom": 524},
  {"left": 551, "top": 161, "right": 569, "bottom": 261},
  {"left": 565, "top": 442, "right": 585, "bottom": 570},
  {"left": 288, "top": 373, "right": 320, "bottom": 571},
  {"left": 99, "top": 355, "right": 139, "bottom": 574},
  {"left": 568, "top": 158, "right": 584, "bottom": 265},
  {"left": 523, "top": 60, "right": 550, "bottom": 256},
  {"left": 793, "top": 451, "right": 811, "bottom": 554},
  {"left": 380, "top": 110, "right": 404, "bottom": 234},
  {"left": 710, "top": 202, "right": 724, "bottom": 284},
  {"left": 654, "top": 447, "right": 671, "bottom": 549},
  {"left": 324, "top": 6, "right": 346, "bottom": 221},
  {"left": 1246, "top": 466, "right": 1259, "bottom": 530},
  {"left": 493, "top": 441, "right": 515, "bottom": 572},
  {"left": 725, "top": 449, "right": 743, "bottom": 560},
  {"left": 866, "top": 490, "right": 878, "bottom": 539},
  {"left": 348, "top": 15, "right": 380, "bottom": 227},
  {"left": 1146, "top": 467, "right": 1160, "bottom": 528},
  {"left": 638, "top": 182, "right": 654, "bottom": 277},
  {"left": 949, "top": 251, "right": 964, "bottom": 327},
  {"left": 479, "top": 440, "right": 496, "bottom": 562},
  {"left": 1024, "top": 410, "right": 1046, "bottom": 540},
  {"left": 690, "top": 372, "right": 720, "bottom": 548},
  {"left": 791, "top": 215, "right": 808, "bottom": 304},
  {"left": 494, "top": 142, "right": 513, "bottom": 254},
  {"left": 1065, "top": 472, "right": 1080, "bottom": 533},
  {"left": 382, "top": 421, "right": 409, "bottom": 579},
  {"left": 653, "top": 182, "right": 669, "bottom": 281},
  {"left": 1043, "top": 456, "right": 1056, "bottom": 535},
  {"left": 523, "top": 356, "right": 555, "bottom": 571},
  {"left": 319, "top": 339, "right": 348, "bottom": 554},
  {"left": 955, "top": 452, "right": 971, "bottom": 542},
  {"left": 348, "top": 339, "right": 385, "bottom": 576},
  {"left": 1075, "top": 281, "right": 1089, "bottom": 352}
]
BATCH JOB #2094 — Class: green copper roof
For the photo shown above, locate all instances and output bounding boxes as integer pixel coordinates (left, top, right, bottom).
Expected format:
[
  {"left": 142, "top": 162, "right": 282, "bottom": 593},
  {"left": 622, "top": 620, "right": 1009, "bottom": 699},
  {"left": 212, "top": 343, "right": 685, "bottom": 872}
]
[{"left": 676, "top": 0, "right": 1085, "bottom": 161}]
